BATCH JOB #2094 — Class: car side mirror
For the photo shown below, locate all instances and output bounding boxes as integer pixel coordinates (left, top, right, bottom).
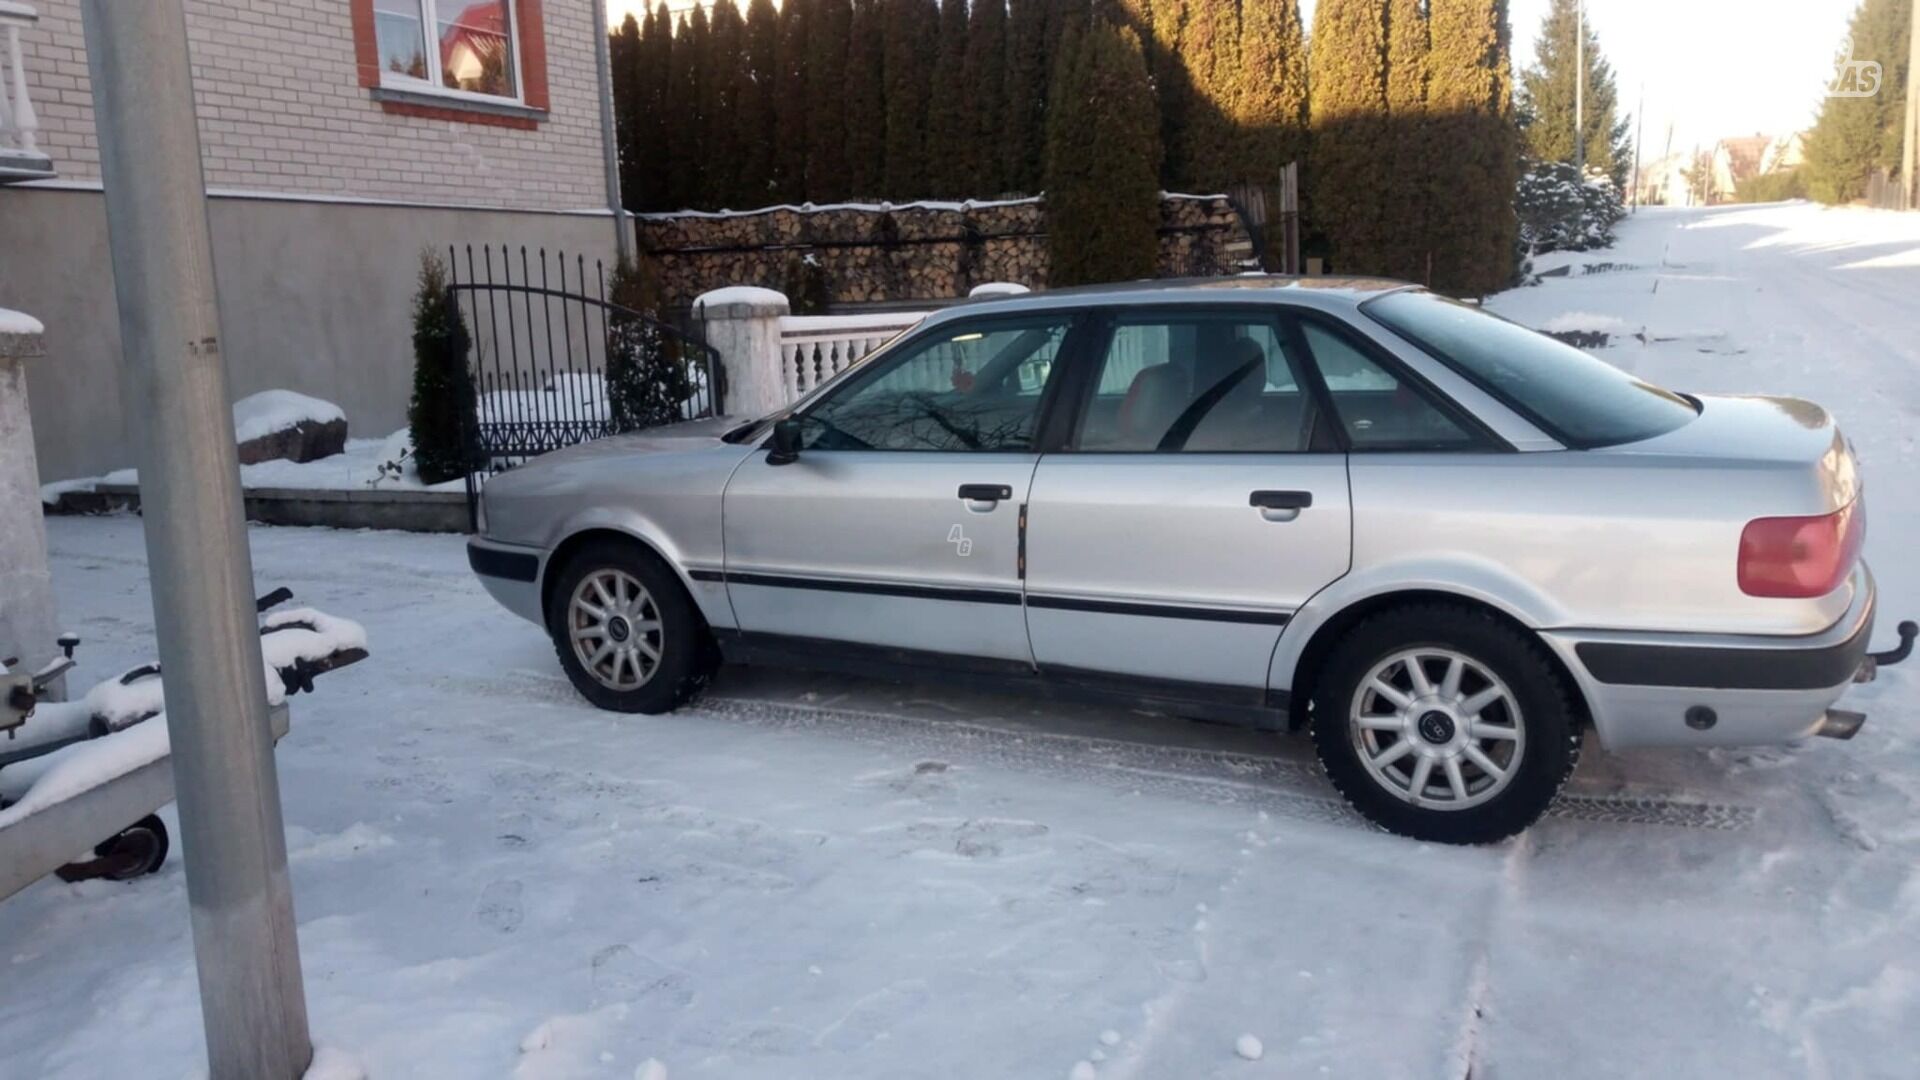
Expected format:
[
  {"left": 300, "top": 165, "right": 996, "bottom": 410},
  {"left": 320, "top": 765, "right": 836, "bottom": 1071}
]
[{"left": 767, "top": 417, "right": 802, "bottom": 466}]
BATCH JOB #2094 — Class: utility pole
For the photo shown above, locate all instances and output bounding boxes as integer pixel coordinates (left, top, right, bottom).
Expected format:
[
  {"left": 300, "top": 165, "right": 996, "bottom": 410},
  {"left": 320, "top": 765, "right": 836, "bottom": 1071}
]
[
  {"left": 1903, "top": 0, "right": 1919, "bottom": 209},
  {"left": 78, "top": 2, "right": 311, "bottom": 1077},
  {"left": 1575, "top": 0, "right": 1587, "bottom": 176}
]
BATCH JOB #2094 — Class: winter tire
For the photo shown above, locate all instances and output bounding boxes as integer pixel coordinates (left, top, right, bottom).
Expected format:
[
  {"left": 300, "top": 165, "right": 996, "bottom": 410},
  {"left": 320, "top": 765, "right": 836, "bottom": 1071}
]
[
  {"left": 1310, "top": 603, "right": 1581, "bottom": 844},
  {"left": 546, "top": 538, "right": 711, "bottom": 714}
]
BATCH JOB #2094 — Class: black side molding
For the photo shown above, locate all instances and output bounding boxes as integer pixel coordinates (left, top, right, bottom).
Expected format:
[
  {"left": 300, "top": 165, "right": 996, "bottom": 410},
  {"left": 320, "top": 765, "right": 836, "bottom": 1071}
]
[
  {"left": 467, "top": 541, "right": 538, "bottom": 583},
  {"left": 1575, "top": 613, "right": 1875, "bottom": 690}
]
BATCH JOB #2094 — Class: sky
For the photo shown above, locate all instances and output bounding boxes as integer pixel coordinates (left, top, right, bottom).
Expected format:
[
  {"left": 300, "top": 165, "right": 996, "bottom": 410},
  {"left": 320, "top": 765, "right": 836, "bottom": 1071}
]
[{"left": 607, "top": 0, "right": 1877, "bottom": 158}]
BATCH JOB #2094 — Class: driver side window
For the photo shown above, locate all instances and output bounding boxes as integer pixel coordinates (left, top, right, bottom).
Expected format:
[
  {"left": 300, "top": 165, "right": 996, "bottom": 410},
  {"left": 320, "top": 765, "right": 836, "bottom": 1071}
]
[{"left": 800, "top": 318, "right": 1072, "bottom": 452}]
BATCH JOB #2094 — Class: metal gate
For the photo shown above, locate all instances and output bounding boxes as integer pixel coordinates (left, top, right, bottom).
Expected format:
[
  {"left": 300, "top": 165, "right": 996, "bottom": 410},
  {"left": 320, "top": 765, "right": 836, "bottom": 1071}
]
[{"left": 446, "top": 244, "right": 723, "bottom": 528}]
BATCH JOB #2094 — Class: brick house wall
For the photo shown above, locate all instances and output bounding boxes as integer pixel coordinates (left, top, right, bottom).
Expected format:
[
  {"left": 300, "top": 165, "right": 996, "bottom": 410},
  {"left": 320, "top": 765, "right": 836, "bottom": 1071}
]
[{"left": 22, "top": 0, "right": 607, "bottom": 211}]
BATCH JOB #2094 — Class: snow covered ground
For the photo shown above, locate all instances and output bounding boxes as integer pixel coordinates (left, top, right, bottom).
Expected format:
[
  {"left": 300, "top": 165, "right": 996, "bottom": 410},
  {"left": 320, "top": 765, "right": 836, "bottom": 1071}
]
[{"left": 4, "top": 202, "right": 1919, "bottom": 1078}]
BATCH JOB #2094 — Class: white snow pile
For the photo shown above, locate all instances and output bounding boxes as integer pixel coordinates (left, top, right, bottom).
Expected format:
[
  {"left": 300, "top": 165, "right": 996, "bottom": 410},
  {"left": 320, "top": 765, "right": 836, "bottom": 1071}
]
[
  {"left": 232, "top": 389, "right": 346, "bottom": 443},
  {"left": 0, "top": 307, "right": 46, "bottom": 336},
  {"left": 969, "top": 282, "right": 1032, "bottom": 297}
]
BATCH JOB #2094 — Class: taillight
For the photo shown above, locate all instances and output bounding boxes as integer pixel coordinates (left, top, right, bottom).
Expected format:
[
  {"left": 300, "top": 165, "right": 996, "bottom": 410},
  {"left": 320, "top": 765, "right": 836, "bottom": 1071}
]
[{"left": 1738, "top": 500, "right": 1864, "bottom": 598}]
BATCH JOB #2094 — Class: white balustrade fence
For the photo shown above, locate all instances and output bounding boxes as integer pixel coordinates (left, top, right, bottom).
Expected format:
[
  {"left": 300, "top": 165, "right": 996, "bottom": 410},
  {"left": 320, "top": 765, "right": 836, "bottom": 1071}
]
[
  {"left": 0, "top": 2, "right": 50, "bottom": 179},
  {"left": 777, "top": 312, "right": 928, "bottom": 402}
]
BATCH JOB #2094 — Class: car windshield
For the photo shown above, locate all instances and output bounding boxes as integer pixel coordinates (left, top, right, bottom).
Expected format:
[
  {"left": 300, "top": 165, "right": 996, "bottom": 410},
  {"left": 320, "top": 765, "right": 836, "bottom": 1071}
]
[{"left": 1361, "top": 290, "right": 1698, "bottom": 448}]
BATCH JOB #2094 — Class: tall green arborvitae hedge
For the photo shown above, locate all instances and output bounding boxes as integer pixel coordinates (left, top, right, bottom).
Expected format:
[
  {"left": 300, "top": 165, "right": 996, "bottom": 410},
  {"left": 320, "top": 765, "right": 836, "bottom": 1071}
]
[
  {"left": 882, "top": 0, "right": 936, "bottom": 197},
  {"left": 805, "top": 0, "right": 853, "bottom": 201},
  {"left": 1804, "top": 0, "right": 1911, "bottom": 204},
  {"left": 1310, "top": 0, "right": 1392, "bottom": 277},
  {"left": 1427, "top": 0, "right": 1520, "bottom": 296},
  {"left": 843, "top": 0, "right": 888, "bottom": 198},
  {"left": 1045, "top": 13, "right": 1162, "bottom": 287},
  {"left": 1382, "top": 0, "right": 1431, "bottom": 283},
  {"left": 407, "top": 252, "right": 475, "bottom": 485},
  {"left": 961, "top": 0, "right": 1009, "bottom": 196},
  {"left": 734, "top": 0, "right": 779, "bottom": 207}
]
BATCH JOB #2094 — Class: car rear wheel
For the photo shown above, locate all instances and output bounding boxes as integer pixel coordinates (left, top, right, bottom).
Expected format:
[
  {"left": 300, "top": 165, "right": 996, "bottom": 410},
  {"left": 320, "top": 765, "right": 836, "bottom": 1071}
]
[
  {"left": 1310, "top": 604, "right": 1581, "bottom": 844},
  {"left": 546, "top": 538, "right": 712, "bottom": 714}
]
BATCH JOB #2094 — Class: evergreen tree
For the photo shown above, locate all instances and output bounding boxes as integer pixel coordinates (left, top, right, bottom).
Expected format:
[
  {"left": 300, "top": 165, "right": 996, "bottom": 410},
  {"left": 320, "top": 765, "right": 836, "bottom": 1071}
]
[
  {"left": 961, "top": 0, "right": 1009, "bottom": 195},
  {"left": 1381, "top": 0, "right": 1430, "bottom": 281},
  {"left": 924, "top": 0, "right": 973, "bottom": 197},
  {"left": 1180, "top": 0, "right": 1244, "bottom": 191},
  {"left": 702, "top": 0, "right": 747, "bottom": 208},
  {"left": 736, "top": 0, "right": 780, "bottom": 207},
  {"left": 1141, "top": 0, "right": 1196, "bottom": 188},
  {"left": 611, "top": 15, "right": 643, "bottom": 212},
  {"left": 1002, "top": 0, "right": 1055, "bottom": 195},
  {"left": 663, "top": 13, "right": 701, "bottom": 210},
  {"left": 1518, "top": 0, "right": 1632, "bottom": 191},
  {"left": 1046, "top": 13, "right": 1162, "bottom": 286},
  {"left": 883, "top": 0, "right": 936, "bottom": 197},
  {"left": 806, "top": 0, "right": 854, "bottom": 201},
  {"left": 1310, "top": 0, "right": 1392, "bottom": 275},
  {"left": 1426, "top": 0, "right": 1519, "bottom": 295},
  {"left": 773, "top": 0, "right": 813, "bottom": 201},
  {"left": 1232, "top": 0, "right": 1310, "bottom": 189},
  {"left": 1804, "top": 0, "right": 1912, "bottom": 204},
  {"left": 638, "top": 4, "right": 675, "bottom": 211},
  {"left": 407, "top": 251, "right": 476, "bottom": 485},
  {"left": 844, "top": 0, "right": 889, "bottom": 198},
  {"left": 605, "top": 260, "right": 693, "bottom": 432}
]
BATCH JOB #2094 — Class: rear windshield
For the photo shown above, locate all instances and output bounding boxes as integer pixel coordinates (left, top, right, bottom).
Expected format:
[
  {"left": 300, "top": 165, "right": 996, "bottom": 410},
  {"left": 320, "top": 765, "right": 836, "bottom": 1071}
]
[{"left": 1361, "top": 290, "right": 1698, "bottom": 448}]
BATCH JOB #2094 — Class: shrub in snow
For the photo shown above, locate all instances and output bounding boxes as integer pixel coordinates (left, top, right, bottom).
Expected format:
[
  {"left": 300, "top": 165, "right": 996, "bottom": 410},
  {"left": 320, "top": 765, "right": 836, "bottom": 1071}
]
[
  {"left": 606, "top": 259, "right": 694, "bottom": 434},
  {"left": 406, "top": 252, "right": 476, "bottom": 485},
  {"left": 1516, "top": 161, "right": 1625, "bottom": 259},
  {"left": 779, "top": 252, "right": 832, "bottom": 315}
]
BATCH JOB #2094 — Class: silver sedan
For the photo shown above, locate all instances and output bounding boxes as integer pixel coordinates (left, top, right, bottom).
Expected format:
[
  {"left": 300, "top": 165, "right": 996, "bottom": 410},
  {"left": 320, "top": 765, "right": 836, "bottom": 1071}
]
[{"left": 467, "top": 277, "right": 1910, "bottom": 843}]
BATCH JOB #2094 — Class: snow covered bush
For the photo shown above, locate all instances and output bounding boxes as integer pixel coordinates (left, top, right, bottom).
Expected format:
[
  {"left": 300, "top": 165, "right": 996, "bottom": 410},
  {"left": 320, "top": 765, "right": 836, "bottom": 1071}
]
[
  {"left": 605, "top": 259, "right": 693, "bottom": 434},
  {"left": 1515, "top": 161, "right": 1626, "bottom": 256},
  {"left": 406, "top": 252, "right": 477, "bottom": 485}
]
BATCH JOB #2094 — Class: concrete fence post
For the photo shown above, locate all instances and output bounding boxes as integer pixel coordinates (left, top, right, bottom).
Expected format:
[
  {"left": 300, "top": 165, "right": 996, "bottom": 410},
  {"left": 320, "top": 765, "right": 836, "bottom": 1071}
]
[
  {"left": 694, "top": 286, "right": 790, "bottom": 418},
  {"left": 0, "top": 310, "right": 59, "bottom": 691}
]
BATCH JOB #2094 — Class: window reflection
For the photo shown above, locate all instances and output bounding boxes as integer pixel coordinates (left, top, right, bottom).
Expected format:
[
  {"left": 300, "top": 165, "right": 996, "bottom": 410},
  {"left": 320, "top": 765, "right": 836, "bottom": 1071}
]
[
  {"left": 374, "top": 0, "right": 429, "bottom": 81},
  {"left": 438, "top": 0, "right": 516, "bottom": 97}
]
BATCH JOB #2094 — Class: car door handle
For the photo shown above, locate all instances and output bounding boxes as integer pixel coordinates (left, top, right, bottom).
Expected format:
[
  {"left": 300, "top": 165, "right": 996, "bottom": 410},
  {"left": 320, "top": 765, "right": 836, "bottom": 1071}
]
[
  {"left": 958, "top": 484, "right": 1013, "bottom": 504},
  {"left": 1250, "top": 490, "right": 1312, "bottom": 522}
]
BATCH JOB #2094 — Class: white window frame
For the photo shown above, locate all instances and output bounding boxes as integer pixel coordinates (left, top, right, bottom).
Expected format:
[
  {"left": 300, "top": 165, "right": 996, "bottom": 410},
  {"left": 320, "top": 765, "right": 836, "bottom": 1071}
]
[{"left": 376, "top": 0, "right": 527, "bottom": 106}]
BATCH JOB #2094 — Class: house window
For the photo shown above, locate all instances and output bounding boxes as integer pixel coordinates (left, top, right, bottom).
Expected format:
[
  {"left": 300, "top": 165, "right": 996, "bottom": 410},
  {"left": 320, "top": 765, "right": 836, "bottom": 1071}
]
[{"left": 373, "top": 0, "right": 519, "bottom": 100}]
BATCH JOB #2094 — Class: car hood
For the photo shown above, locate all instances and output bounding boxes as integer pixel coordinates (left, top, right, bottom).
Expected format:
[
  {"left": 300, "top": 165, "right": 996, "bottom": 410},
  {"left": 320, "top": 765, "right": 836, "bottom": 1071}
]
[{"left": 527, "top": 415, "right": 752, "bottom": 466}]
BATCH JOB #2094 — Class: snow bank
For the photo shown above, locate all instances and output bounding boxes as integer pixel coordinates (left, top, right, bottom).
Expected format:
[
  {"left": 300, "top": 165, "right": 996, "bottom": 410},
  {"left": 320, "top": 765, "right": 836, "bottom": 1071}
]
[
  {"left": 233, "top": 390, "right": 346, "bottom": 443},
  {"left": 693, "top": 285, "right": 789, "bottom": 308},
  {"left": 969, "top": 282, "right": 1031, "bottom": 297}
]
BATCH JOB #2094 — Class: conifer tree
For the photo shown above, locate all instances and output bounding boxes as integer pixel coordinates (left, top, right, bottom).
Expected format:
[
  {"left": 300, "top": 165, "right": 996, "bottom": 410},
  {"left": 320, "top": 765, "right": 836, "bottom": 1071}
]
[
  {"left": 663, "top": 12, "right": 703, "bottom": 210},
  {"left": 962, "top": 0, "right": 1009, "bottom": 195},
  {"left": 1233, "top": 0, "right": 1310, "bottom": 188},
  {"left": 702, "top": 0, "right": 747, "bottom": 208},
  {"left": 1046, "top": 13, "right": 1162, "bottom": 286},
  {"left": 883, "top": 0, "right": 936, "bottom": 197},
  {"left": 735, "top": 0, "right": 780, "bottom": 207},
  {"left": 924, "top": 0, "right": 973, "bottom": 197},
  {"left": 772, "top": 0, "right": 813, "bottom": 202},
  {"left": 611, "top": 15, "right": 643, "bottom": 212},
  {"left": 1310, "top": 0, "right": 1392, "bottom": 275},
  {"left": 1002, "top": 0, "right": 1054, "bottom": 195},
  {"left": 1381, "top": 0, "right": 1430, "bottom": 281},
  {"left": 1804, "top": 0, "right": 1912, "bottom": 203},
  {"left": 1427, "top": 0, "right": 1519, "bottom": 295},
  {"left": 1518, "top": 0, "right": 1632, "bottom": 190},
  {"left": 407, "top": 251, "right": 475, "bottom": 485},
  {"left": 639, "top": 4, "right": 675, "bottom": 211},
  {"left": 806, "top": 0, "right": 854, "bottom": 201},
  {"left": 844, "top": 0, "right": 889, "bottom": 198},
  {"left": 1180, "top": 0, "right": 1244, "bottom": 191}
]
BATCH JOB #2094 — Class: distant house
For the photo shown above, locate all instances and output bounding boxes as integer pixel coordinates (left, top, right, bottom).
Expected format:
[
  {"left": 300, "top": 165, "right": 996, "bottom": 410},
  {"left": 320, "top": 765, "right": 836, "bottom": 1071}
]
[
  {"left": 0, "top": 0, "right": 626, "bottom": 481},
  {"left": 1707, "top": 135, "right": 1772, "bottom": 204},
  {"left": 1635, "top": 152, "right": 1698, "bottom": 208},
  {"left": 1759, "top": 131, "right": 1808, "bottom": 175}
]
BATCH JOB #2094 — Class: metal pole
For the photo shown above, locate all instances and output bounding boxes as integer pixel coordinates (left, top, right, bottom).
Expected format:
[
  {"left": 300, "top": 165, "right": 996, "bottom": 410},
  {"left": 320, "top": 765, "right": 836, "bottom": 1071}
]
[
  {"left": 1903, "top": 0, "right": 1919, "bottom": 209},
  {"left": 1575, "top": 0, "right": 1586, "bottom": 176},
  {"left": 592, "top": 0, "right": 633, "bottom": 265},
  {"left": 78, "top": 3, "right": 311, "bottom": 1077},
  {"left": 1631, "top": 83, "right": 1644, "bottom": 212}
]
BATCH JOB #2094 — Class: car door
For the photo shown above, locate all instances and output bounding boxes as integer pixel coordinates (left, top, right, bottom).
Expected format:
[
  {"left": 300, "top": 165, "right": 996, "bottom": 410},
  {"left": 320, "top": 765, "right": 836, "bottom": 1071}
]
[
  {"left": 721, "top": 312, "right": 1082, "bottom": 665},
  {"left": 1022, "top": 308, "right": 1353, "bottom": 700}
]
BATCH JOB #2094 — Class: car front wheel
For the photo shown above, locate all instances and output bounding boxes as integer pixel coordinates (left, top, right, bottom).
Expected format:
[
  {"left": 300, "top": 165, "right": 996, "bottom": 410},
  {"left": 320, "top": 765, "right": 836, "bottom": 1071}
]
[
  {"left": 546, "top": 538, "right": 711, "bottom": 714},
  {"left": 1310, "top": 604, "right": 1581, "bottom": 844}
]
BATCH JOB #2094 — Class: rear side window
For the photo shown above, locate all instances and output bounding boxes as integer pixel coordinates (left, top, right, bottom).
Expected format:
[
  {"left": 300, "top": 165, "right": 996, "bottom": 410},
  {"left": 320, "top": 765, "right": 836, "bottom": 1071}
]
[
  {"left": 1073, "top": 314, "right": 1319, "bottom": 452},
  {"left": 1297, "top": 322, "right": 1480, "bottom": 451},
  {"left": 1362, "top": 290, "right": 1698, "bottom": 448}
]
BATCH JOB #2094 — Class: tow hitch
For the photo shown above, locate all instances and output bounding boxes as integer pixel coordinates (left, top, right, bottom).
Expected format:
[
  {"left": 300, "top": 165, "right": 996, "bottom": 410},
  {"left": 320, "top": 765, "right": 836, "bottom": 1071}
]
[{"left": 1856, "top": 619, "right": 1918, "bottom": 683}]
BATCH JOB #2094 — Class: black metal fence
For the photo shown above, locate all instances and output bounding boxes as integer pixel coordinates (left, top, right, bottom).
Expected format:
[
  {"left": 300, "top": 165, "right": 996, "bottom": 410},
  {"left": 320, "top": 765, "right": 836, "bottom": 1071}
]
[{"left": 447, "top": 245, "right": 724, "bottom": 527}]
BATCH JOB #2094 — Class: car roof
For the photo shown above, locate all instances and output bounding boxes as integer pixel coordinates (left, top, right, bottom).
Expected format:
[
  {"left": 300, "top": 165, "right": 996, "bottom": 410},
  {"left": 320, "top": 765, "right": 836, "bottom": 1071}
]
[{"left": 928, "top": 275, "right": 1418, "bottom": 326}]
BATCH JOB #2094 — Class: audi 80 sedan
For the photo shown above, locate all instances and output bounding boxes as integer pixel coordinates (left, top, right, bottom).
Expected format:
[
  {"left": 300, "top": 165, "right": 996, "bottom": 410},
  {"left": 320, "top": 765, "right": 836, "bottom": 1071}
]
[{"left": 467, "top": 277, "right": 1911, "bottom": 843}]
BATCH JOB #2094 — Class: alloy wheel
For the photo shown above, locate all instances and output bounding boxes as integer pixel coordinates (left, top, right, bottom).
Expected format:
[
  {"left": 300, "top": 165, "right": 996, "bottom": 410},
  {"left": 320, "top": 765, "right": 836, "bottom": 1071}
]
[
  {"left": 568, "top": 568, "right": 663, "bottom": 691},
  {"left": 1348, "top": 647, "right": 1526, "bottom": 811}
]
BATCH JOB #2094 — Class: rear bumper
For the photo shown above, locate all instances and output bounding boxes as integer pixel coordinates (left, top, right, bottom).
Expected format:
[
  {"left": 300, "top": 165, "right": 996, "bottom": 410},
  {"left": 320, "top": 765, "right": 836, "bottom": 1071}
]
[
  {"left": 468, "top": 537, "right": 547, "bottom": 627},
  {"left": 1543, "top": 564, "right": 1877, "bottom": 749}
]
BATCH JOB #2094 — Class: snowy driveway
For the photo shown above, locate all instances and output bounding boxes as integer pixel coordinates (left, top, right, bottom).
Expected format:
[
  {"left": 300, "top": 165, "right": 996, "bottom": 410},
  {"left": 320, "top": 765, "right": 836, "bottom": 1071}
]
[{"left": 5, "top": 203, "right": 1919, "bottom": 1078}]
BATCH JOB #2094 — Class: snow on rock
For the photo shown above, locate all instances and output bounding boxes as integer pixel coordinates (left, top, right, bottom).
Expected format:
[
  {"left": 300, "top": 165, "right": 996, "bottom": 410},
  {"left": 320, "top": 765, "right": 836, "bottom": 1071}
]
[
  {"left": 969, "top": 282, "right": 1031, "bottom": 297},
  {"left": 303, "top": 1045, "right": 368, "bottom": 1080},
  {"left": 1235, "top": 1034, "right": 1264, "bottom": 1060},
  {"left": 0, "top": 308, "right": 46, "bottom": 336},
  {"left": 232, "top": 390, "right": 347, "bottom": 444}
]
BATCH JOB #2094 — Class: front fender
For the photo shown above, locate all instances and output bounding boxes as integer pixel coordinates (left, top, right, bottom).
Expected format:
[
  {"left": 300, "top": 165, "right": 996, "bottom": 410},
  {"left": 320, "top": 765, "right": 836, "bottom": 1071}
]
[{"left": 1267, "top": 555, "right": 1568, "bottom": 693}]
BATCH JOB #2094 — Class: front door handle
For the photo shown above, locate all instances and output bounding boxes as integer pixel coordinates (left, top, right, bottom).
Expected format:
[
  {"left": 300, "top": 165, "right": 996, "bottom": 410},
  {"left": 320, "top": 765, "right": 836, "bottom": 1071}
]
[
  {"left": 958, "top": 483, "right": 1013, "bottom": 505},
  {"left": 1250, "top": 490, "right": 1312, "bottom": 522}
]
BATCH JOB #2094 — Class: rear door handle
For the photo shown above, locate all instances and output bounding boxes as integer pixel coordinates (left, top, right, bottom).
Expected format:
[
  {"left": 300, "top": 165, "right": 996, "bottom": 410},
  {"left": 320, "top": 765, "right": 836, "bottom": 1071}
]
[
  {"left": 1250, "top": 490, "right": 1313, "bottom": 510},
  {"left": 1250, "top": 490, "right": 1312, "bottom": 522},
  {"left": 958, "top": 483, "right": 1013, "bottom": 504}
]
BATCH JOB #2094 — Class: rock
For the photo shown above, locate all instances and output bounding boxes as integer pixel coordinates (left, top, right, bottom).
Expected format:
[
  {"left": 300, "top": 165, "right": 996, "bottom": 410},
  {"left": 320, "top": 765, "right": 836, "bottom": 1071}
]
[
  {"left": 231, "top": 390, "right": 349, "bottom": 464},
  {"left": 236, "top": 418, "right": 348, "bottom": 465}
]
